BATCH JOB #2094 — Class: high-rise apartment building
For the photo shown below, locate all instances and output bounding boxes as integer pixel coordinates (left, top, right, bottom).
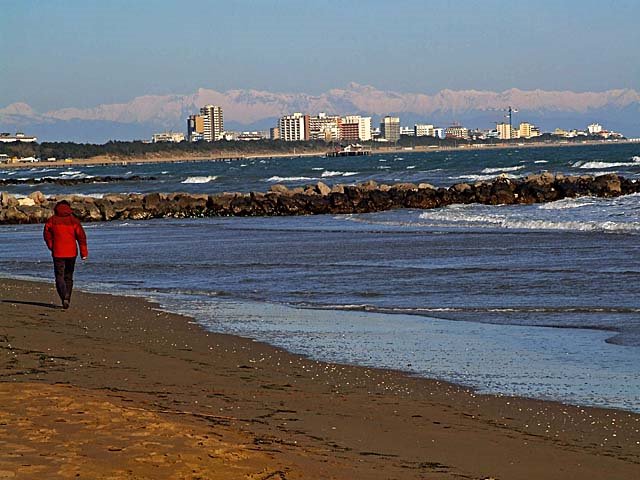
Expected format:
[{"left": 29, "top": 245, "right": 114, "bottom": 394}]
[
  {"left": 278, "top": 113, "right": 310, "bottom": 141},
  {"left": 518, "top": 122, "right": 540, "bottom": 139},
  {"left": 359, "top": 117, "right": 372, "bottom": 141},
  {"left": 339, "top": 121, "right": 360, "bottom": 141},
  {"left": 445, "top": 124, "right": 470, "bottom": 140},
  {"left": 497, "top": 122, "right": 517, "bottom": 140},
  {"left": 187, "top": 114, "right": 205, "bottom": 142},
  {"left": 433, "top": 128, "right": 446, "bottom": 139},
  {"left": 380, "top": 116, "right": 400, "bottom": 142},
  {"left": 200, "top": 105, "right": 224, "bottom": 141},
  {"left": 341, "top": 115, "right": 372, "bottom": 141},
  {"left": 414, "top": 124, "right": 435, "bottom": 137},
  {"left": 309, "top": 113, "right": 341, "bottom": 141}
]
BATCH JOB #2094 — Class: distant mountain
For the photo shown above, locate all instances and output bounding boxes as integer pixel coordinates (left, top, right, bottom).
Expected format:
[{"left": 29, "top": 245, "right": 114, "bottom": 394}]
[{"left": 1, "top": 83, "right": 639, "bottom": 143}]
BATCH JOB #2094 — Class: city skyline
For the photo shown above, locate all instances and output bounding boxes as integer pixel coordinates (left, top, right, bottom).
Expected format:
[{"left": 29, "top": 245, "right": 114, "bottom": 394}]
[
  {"left": 2, "top": 82, "right": 638, "bottom": 143},
  {"left": 2, "top": 0, "right": 639, "bottom": 113}
]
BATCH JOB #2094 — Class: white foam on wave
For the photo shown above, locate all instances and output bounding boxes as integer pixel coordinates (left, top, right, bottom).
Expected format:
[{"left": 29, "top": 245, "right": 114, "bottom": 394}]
[
  {"left": 77, "top": 193, "right": 106, "bottom": 199},
  {"left": 517, "top": 219, "right": 640, "bottom": 232},
  {"left": 49, "top": 170, "right": 91, "bottom": 180},
  {"left": 266, "top": 176, "right": 314, "bottom": 182},
  {"left": 181, "top": 176, "right": 218, "bottom": 184},
  {"left": 418, "top": 207, "right": 640, "bottom": 232},
  {"left": 311, "top": 167, "right": 324, "bottom": 171},
  {"left": 321, "top": 170, "right": 359, "bottom": 177},
  {"left": 406, "top": 165, "right": 416, "bottom": 169},
  {"left": 451, "top": 173, "right": 518, "bottom": 182},
  {"left": 46, "top": 170, "right": 91, "bottom": 180},
  {"left": 482, "top": 165, "right": 525, "bottom": 174},
  {"left": 590, "top": 171, "right": 623, "bottom": 177},
  {"left": 538, "top": 198, "right": 595, "bottom": 210},
  {"left": 534, "top": 160, "right": 548, "bottom": 164},
  {"left": 580, "top": 161, "right": 640, "bottom": 169}
]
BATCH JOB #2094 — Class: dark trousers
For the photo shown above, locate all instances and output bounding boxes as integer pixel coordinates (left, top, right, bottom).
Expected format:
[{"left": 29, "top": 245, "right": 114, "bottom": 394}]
[{"left": 53, "top": 257, "right": 76, "bottom": 303}]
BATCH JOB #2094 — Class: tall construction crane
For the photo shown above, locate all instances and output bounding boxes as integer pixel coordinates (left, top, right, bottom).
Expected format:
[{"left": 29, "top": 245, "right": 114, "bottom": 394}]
[{"left": 504, "top": 106, "right": 518, "bottom": 136}]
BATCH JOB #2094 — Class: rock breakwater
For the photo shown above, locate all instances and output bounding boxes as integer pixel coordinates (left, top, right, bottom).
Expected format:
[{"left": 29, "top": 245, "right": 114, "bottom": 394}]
[
  {"left": 1, "top": 173, "right": 637, "bottom": 225},
  {"left": 0, "top": 175, "right": 153, "bottom": 186}
]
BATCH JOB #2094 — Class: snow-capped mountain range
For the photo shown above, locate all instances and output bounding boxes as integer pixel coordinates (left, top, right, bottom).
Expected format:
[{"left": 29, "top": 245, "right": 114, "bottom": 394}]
[{"left": 2, "top": 83, "right": 639, "bottom": 143}]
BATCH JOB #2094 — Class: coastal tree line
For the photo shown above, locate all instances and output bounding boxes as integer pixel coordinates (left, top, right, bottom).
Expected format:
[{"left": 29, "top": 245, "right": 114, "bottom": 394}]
[{"left": 0, "top": 134, "right": 610, "bottom": 160}]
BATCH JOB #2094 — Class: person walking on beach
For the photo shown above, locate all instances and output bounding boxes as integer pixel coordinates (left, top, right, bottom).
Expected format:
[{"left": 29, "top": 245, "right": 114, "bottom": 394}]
[{"left": 43, "top": 200, "right": 88, "bottom": 309}]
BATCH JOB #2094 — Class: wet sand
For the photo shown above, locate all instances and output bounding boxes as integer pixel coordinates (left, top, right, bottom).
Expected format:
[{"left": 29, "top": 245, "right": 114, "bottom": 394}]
[{"left": 0, "top": 278, "right": 638, "bottom": 479}]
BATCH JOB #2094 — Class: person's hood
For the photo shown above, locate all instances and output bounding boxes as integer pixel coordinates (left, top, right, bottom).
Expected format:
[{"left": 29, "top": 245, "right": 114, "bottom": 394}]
[{"left": 54, "top": 203, "right": 73, "bottom": 216}]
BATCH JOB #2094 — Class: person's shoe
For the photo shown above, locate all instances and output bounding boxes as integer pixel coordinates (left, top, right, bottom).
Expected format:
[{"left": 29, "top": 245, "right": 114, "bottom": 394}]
[{"left": 62, "top": 300, "right": 70, "bottom": 310}]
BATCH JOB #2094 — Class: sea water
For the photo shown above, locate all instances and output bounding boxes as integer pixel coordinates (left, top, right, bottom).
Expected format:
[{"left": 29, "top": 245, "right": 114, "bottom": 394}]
[
  {"left": 1, "top": 143, "right": 639, "bottom": 412},
  {"left": 2, "top": 143, "right": 640, "bottom": 197}
]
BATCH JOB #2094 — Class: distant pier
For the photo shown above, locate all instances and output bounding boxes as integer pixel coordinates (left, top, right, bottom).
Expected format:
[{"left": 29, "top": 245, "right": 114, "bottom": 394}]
[{"left": 326, "top": 144, "right": 371, "bottom": 157}]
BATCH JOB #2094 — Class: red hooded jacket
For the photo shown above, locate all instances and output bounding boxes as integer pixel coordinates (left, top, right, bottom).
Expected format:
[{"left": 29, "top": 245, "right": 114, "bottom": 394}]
[{"left": 43, "top": 203, "right": 88, "bottom": 258}]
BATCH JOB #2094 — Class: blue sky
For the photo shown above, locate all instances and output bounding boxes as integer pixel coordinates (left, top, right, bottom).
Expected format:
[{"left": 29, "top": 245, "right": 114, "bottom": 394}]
[{"left": 2, "top": 0, "right": 639, "bottom": 111}]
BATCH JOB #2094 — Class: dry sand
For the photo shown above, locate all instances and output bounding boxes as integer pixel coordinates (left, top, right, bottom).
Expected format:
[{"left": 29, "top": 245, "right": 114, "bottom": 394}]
[{"left": 0, "top": 278, "right": 638, "bottom": 479}]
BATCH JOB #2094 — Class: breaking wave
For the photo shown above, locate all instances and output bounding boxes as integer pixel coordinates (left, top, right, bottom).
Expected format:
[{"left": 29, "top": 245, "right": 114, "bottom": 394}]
[
  {"left": 266, "top": 176, "right": 315, "bottom": 182},
  {"left": 482, "top": 165, "right": 525, "bottom": 174},
  {"left": 302, "top": 303, "right": 640, "bottom": 316},
  {"left": 417, "top": 209, "right": 640, "bottom": 232},
  {"left": 579, "top": 161, "right": 640, "bottom": 169},
  {"left": 576, "top": 156, "right": 640, "bottom": 170},
  {"left": 538, "top": 198, "right": 595, "bottom": 210},
  {"left": 321, "top": 171, "right": 359, "bottom": 177},
  {"left": 181, "top": 176, "right": 218, "bottom": 184},
  {"left": 450, "top": 173, "right": 518, "bottom": 182}
]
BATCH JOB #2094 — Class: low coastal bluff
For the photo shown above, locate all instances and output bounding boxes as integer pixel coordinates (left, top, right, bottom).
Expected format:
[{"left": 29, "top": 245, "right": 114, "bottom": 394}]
[{"left": 1, "top": 172, "right": 637, "bottom": 224}]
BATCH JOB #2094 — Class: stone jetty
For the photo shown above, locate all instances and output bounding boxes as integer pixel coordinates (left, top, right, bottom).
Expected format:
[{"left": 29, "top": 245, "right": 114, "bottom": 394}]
[
  {"left": 0, "top": 175, "right": 153, "bottom": 186},
  {"left": 1, "top": 173, "right": 637, "bottom": 225}
]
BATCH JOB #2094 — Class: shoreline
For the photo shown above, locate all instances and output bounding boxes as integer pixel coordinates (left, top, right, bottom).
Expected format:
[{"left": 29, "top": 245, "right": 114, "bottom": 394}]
[
  {"left": 1, "top": 139, "right": 635, "bottom": 170},
  {"left": 1, "top": 277, "right": 638, "bottom": 478},
  {"left": 4, "top": 271, "right": 638, "bottom": 414},
  {"left": 183, "top": 296, "right": 639, "bottom": 414}
]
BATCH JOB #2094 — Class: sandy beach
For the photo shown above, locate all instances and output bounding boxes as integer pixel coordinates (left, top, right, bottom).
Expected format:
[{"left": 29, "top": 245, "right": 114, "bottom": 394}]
[{"left": 0, "top": 277, "right": 638, "bottom": 479}]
